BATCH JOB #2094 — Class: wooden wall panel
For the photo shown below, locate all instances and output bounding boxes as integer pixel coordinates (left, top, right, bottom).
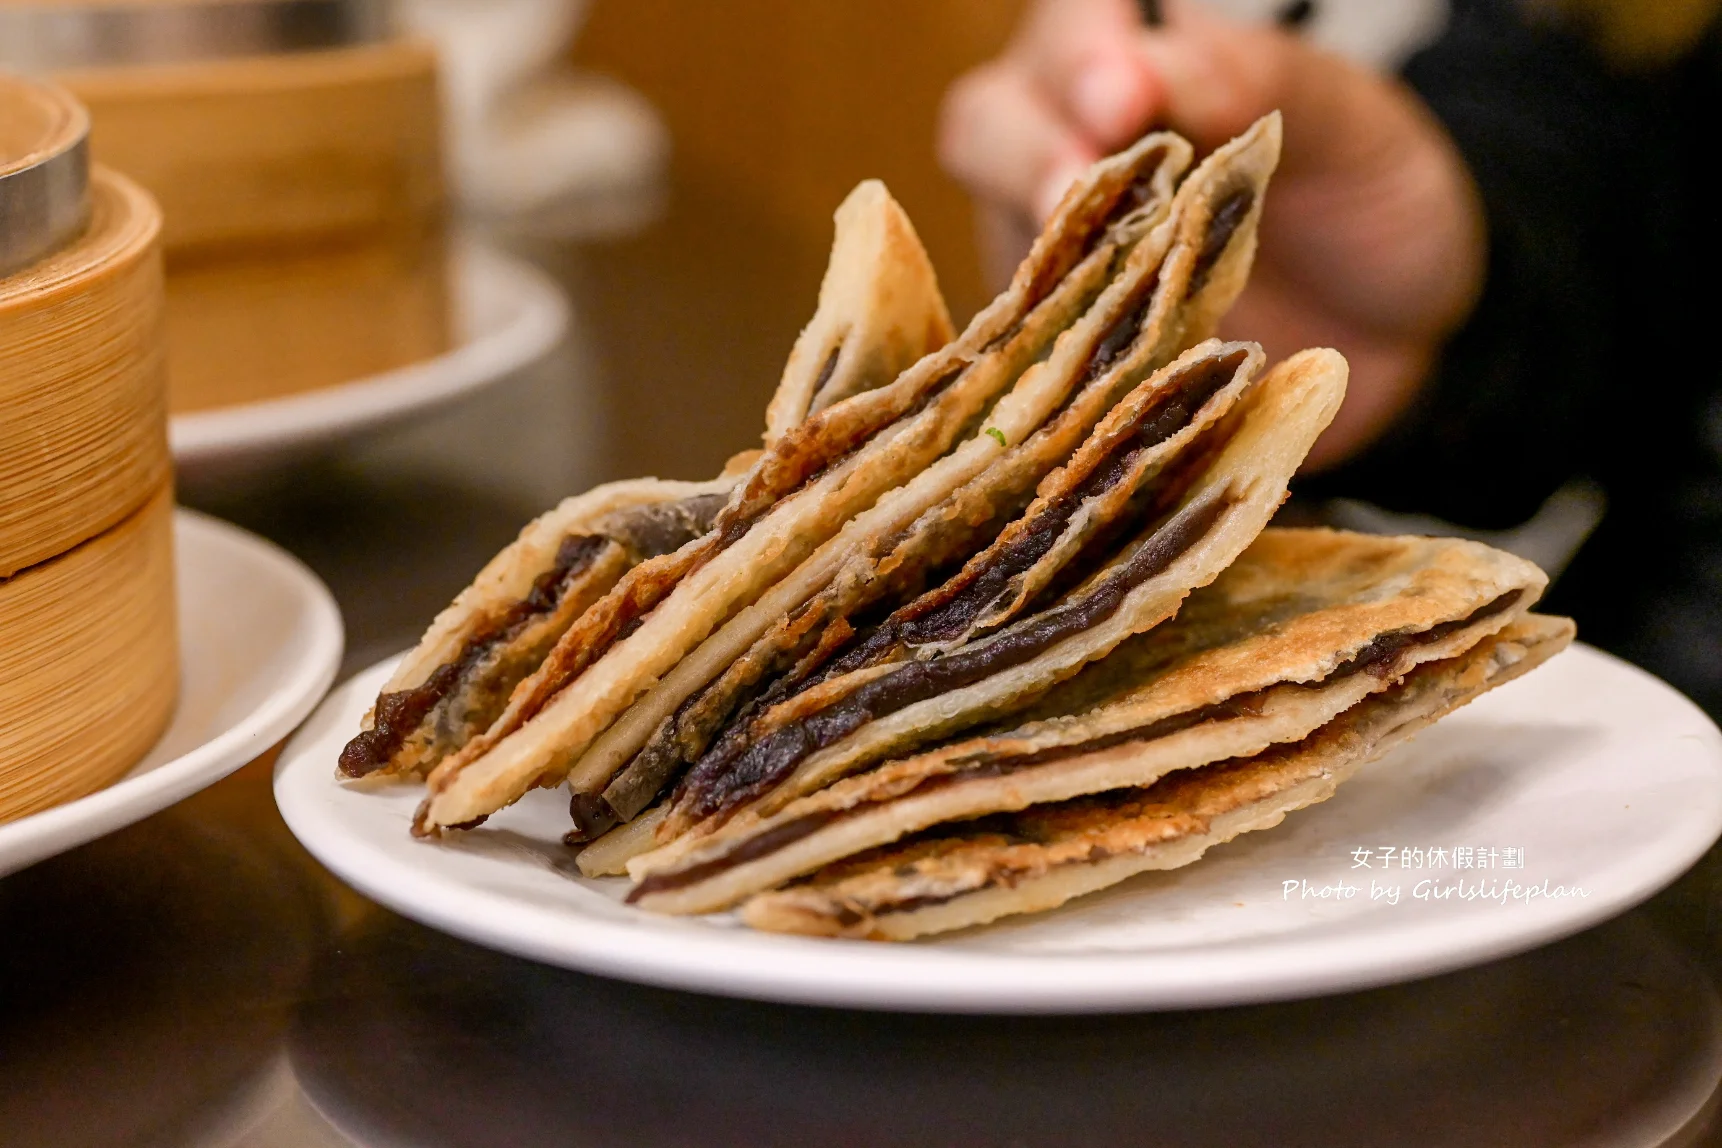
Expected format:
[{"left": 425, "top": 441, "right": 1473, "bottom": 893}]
[
  {"left": 565, "top": 1, "right": 1024, "bottom": 481},
  {"left": 574, "top": 0, "right": 1021, "bottom": 320}
]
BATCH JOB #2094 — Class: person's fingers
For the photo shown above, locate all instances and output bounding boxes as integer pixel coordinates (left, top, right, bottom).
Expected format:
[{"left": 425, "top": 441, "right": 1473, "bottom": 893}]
[
  {"left": 1134, "top": 1, "right": 1484, "bottom": 336},
  {"left": 1012, "top": 0, "right": 1160, "bottom": 148},
  {"left": 1130, "top": 1, "right": 1291, "bottom": 152},
  {"left": 939, "top": 61, "right": 1098, "bottom": 222},
  {"left": 1134, "top": 1, "right": 1437, "bottom": 180}
]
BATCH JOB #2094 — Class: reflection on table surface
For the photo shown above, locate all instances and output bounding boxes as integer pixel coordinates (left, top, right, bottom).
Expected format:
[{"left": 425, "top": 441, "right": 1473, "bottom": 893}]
[
  {"left": 5, "top": 754, "right": 1722, "bottom": 1147},
  {"left": 290, "top": 909, "right": 1722, "bottom": 1147}
]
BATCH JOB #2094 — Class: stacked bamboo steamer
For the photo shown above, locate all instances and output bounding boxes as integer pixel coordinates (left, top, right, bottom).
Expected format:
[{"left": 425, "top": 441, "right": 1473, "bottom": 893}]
[
  {"left": 0, "top": 0, "right": 450, "bottom": 413},
  {"left": 0, "top": 73, "right": 177, "bottom": 822}
]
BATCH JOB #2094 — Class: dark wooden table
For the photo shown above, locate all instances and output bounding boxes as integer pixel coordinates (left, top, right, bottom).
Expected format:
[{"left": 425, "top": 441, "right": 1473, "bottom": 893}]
[{"left": 6, "top": 189, "right": 1722, "bottom": 1146}]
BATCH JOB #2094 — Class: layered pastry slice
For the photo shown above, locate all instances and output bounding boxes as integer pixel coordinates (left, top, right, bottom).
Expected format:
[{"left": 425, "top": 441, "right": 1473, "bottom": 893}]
[
  {"left": 761, "top": 179, "right": 954, "bottom": 445},
  {"left": 341, "top": 176, "right": 947, "bottom": 784},
  {"left": 337, "top": 474, "right": 741, "bottom": 781},
  {"left": 739, "top": 615, "right": 1573, "bottom": 940},
  {"left": 622, "top": 528, "right": 1551, "bottom": 912},
  {"left": 650, "top": 343, "right": 1347, "bottom": 851},
  {"left": 584, "top": 115, "right": 1282, "bottom": 846},
  {"left": 411, "top": 130, "right": 1207, "bottom": 836}
]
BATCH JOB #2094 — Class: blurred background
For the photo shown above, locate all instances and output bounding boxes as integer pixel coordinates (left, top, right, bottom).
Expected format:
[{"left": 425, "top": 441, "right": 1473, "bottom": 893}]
[
  {"left": 5, "top": 0, "right": 1717, "bottom": 682},
  {"left": 111, "top": 0, "right": 1460, "bottom": 670},
  {"left": 559, "top": 0, "right": 1020, "bottom": 480},
  {"left": 0, "top": 0, "right": 1042, "bottom": 672}
]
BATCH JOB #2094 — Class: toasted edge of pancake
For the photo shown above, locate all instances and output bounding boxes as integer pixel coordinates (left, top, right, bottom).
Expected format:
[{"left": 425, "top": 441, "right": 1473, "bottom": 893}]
[
  {"left": 590, "top": 119, "right": 1282, "bottom": 840},
  {"left": 410, "top": 132, "right": 1196, "bottom": 835},
  {"left": 337, "top": 474, "right": 740, "bottom": 780},
  {"left": 739, "top": 615, "right": 1575, "bottom": 940},
  {"left": 624, "top": 531, "right": 1547, "bottom": 912},
  {"left": 660, "top": 345, "right": 1347, "bottom": 842},
  {"left": 572, "top": 139, "right": 1227, "bottom": 838},
  {"left": 763, "top": 180, "right": 954, "bottom": 446}
]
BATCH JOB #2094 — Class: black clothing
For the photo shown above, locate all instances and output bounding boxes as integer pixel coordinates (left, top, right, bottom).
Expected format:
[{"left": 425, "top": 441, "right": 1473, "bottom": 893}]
[{"left": 1300, "top": 0, "right": 1722, "bottom": 716}]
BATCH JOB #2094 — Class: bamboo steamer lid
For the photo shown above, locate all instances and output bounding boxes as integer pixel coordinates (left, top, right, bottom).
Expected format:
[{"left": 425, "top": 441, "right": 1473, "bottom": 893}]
[
  {"left": 0, "top": 68, "right": 89, "bottom": 277},
  {"left": 0, "top": 4, "right": 451, "bottom": 412},
  {"left": 61, "top": 36, "right": 444, "bottom": 257},
  {"left": 0, "top": 0, "right": 443, "bottom": 258},
  {"left": 0, "top": 75, "right": 168, "bottom": 579},
  {"left": 0, "top": 482, "right": 178, "bottom": 824},
  {"left": 0, "top": 3, "right": 453, "bottom": 409}
]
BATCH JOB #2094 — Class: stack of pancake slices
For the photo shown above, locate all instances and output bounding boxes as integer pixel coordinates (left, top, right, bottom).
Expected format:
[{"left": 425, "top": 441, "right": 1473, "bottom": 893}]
[{"left": 338, "top": 114, "right": 1575, "bottom": 941}]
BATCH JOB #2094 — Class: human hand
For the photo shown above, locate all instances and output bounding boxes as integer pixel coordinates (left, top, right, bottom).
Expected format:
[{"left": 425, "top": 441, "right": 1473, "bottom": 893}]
[{"left": 938, "top": 0, "right": 1485, "bottom": 467}]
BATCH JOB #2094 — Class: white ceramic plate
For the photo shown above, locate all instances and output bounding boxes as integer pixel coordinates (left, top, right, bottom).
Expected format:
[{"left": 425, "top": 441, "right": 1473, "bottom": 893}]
[
  {"left": 170, "top": 238, "right": 568, "bottom": 475},
  {"left": 275, "top": 644, "right": 1722, "bottom": 1013},
  {"left": 0, "top": 511, "right": 344, "bottom": 878}
]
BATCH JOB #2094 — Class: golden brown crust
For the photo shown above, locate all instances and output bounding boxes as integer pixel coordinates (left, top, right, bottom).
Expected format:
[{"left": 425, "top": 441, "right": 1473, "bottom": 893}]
[
  {"left": 762, "top": 180, "right": 953, "bottom": 445},
  {"left": 618, "top": 118, "right": 1281, "bottom": 831},
  {"left": 1022, "top": 527, "right": 1548, "bottom": 722},
  {"left": 658, "top": 344, "right": 1347, "bottom": 842},
  {"left": 412, "top": 132, "right": 1204, "bottom": 835},
  {"left": 742, "top": 615, "right": 1574, "bottom": 940},
  {"left": 626, "top": 529, "right": 1545, "bottom": 915}
]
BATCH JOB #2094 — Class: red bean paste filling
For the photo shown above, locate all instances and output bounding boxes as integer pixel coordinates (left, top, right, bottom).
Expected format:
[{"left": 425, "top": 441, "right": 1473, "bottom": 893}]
[
  {"left": 568, "top": 791, "right": 624, "bottom": 843},
  {"left": 1109, "top": 161, "right": 1165, "bottom": 221},
  {"left": 632, "top": 590, "right": 1523, "bottom": 897},
  {"left": 1188, "top": 185, "right": 1254, "bottom": 294},
  {"left": 808, "top": 343, "right": 843, "bottom": 406},
  {"left": 668, "top": 488, "right": 1238, "bottom": 827},
  {"left": 770, "top": 347, "right": 1250, "bottom": 712},
  {"left": 339, "top": 533, "right": 609, "bottom": 777},
  {"left": 591, "top": 176, "right": 1231, "bottom": 839},
  {"left": 339, "top": 493, "right": 731, "bottom": 779},
  {"left": 897, "top": 349, "right": 1247, "bottom": 647},
  {"left": 1085, "top": 146, "right": 1171, "bottom": 250},
  {"left": 605, "top": 493, "right": 731, "bottom": 558}
]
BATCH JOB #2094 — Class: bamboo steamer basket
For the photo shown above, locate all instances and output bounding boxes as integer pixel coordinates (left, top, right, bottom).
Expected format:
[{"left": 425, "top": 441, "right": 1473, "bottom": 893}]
[
  {"left": 57, "top": 36, "right": 445, "bottom": 258},
  {"left": 0, "top": 2, "right": 451, "bottom": 412},
  {"left": 0, "top": 483, "right": 178, "bottom": 824},
  {"left": 0, "top": 66, "right": 88, "bottom": 277},
  {"left": 164, "top": 227, "right": 447, "bottom": 410},
  {"left": 0, "top": 1, "right": 442, "bottom": 257},
  {"left": 0, "top": 75, "right": 169, "bottom": 579},
  {"left": 0, "top": 74, "right": 177, "bottom": 821}
]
